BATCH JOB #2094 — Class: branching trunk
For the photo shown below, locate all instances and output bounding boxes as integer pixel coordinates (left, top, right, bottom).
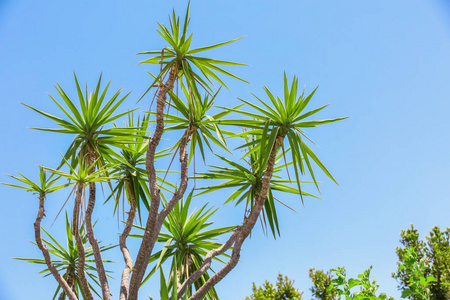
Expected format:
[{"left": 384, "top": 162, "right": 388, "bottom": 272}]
[
  {"left": 35, "top": 196, "right": 78, "bottom": 300},
  {"left": 128, "top": 68, "right": 178, "bottom": 300},
  {"left": 119, "top": 181, "right": 137, "bottom": 300},
  {"left": 86, "top": 146, "right": 111, "bottom": 300},
  {"left": 73, "top": 183, "right": 95, "bottom": 300},
  {"left": 177, "top": 231, "right": 238, "bottom": 297},
  {"left": 181, "top": 139, "right": 281, "bottom": 300}
]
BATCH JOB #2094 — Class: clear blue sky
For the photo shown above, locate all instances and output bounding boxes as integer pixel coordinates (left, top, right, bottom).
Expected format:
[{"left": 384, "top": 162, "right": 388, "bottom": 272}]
[{"left": 1, "top": 0, "right": 450, "bottom": 299}]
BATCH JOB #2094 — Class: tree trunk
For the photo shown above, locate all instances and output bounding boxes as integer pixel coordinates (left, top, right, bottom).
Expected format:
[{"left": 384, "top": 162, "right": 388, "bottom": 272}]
[
  {"left": 34, "top": 196, "right": 78, "bottom": 300},
  {"left": 128, "top": 68, "right": 177, "bottom": 300},
  {"left": 119, "top": 181, "right": 137, "bottom": 300},
  {"left": 73, "top": 183, "right": 95, "bottom": 300},
  {"left": 184, "top": 139, "right": 281, "bottom": 300},
  {"left": 85, "top": 145, "right": 111, "bottom": 300}
]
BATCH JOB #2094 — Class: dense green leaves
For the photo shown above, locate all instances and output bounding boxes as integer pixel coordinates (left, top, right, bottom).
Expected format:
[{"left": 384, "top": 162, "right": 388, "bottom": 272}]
[
  {"left": 195, "top": 134, "right": 320, "bottom": 238},
  {"left": 138, "top": 1, "right": 247, "bottom": 99},
  {"left": 150, "top": 83, "right": 236, "bottom": 162},
  {"left": 218, "top": 74, "right": 346, "bottom": 201},
  {"left": 246, "top": 273, "right": 303, "bottom": 300},
  {"left": 309, "top": 268, "right": 338, "bottom": 300},
  {"left": 330, "top": 267, "right": 394, "bottom": 300},
  {"left": 393, "top": 225, "right": 450, "bottom": 300},
  {"left": 22, "top": 73, "right": 136, "bottom": 167},
  {"left": 132, "top": 191, "right": 233, "bottom": 299}
]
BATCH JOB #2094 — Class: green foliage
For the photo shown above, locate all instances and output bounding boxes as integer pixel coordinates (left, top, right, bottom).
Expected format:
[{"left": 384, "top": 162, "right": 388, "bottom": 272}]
[
  {"left": 138, "top": 1, "right": 247, "bottom": 98},
  {"left": 330, "top": 266, "right": 394, "bottom": 300},
  {"left": 309, "top": 268, "right": 338, "bottom": 300},
  {"left": 5, "top": 3, "right": 345, "bottom": 300},
  {"left": 158, "top": 83, "right": 234, "bottom": 162},
  {"left": 246, "top": 273, "right": 303, "bottom": 300},
  {"left": 393, "top": 225, "right": 450, "bottom": 300},
  {"left": 397, "top": 248, "right": 436, "bottom": 300},
  {"left": 195, "top": 134, "right": 320, "bottom": 238},
  {"left": 3, "top": 166, "right": 68, "bottom": 199},
  {"left": 22, "top": 73, "right": 136, "bottom": 168},
  {"left": 132, "top": 191, "right": 234, "bottom": 299},
  {"left": 220, "top": 74, "right": 346, "bottom": 201}
]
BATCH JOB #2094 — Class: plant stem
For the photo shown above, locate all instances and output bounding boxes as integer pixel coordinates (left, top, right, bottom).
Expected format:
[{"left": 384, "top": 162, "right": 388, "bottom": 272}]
[
  {"left": 85, "top": 146, "right": 111, "bottom": 300},
  {"left": 73, "top": 183, "right": 95, "bottom": 300},
  {"left": 128, "top": 68, "right": 177, "bottom": 300},
  {"left": 35, "top": 196, "right": 78, "bottom": 300},
  {"left": 119, "top": 181, "right": 137, "bottom": 300},
  {"left": 185, "top": 139, "right": 280, "bottom": 300}
]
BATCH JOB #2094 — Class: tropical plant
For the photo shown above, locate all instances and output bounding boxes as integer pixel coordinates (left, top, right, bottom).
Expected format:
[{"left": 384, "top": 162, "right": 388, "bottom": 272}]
[
  {"left": 195, "top": 134, "right": 320, "bottom": 238},
  {"left": 4, "top": 2, "right": 344, "bottom": 300},
  {"left": 245, "top": 273, "right": 303, "bottom": 300},
  {"left": 132, "top": 191, "right": 234, "bottom": 299}
]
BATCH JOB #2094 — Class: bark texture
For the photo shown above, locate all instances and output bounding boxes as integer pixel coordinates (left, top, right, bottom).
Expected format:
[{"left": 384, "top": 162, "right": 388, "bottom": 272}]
[
  {"left": 34, "top": 196, "right": 78, "bottom": 300},
  {"left": 119, "top": 181, "right": 137, "bottom": 300},
  {"left": 73, "top": 183, "right": 95, "bottom": 300},
  {"left": 86, "top": 146, "right": 111, "bottom": 300},
  {"left": 183, "top": 139, "right": 281, "bottom": 300},
  {"left": 128, "top": 68, "right": 177, "bottom": 300}
]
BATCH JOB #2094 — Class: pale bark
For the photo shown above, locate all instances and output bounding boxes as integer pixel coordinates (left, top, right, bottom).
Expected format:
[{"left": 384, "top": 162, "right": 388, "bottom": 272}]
[
  {"left": 177, "top": 230, "right": 238, "bottom": 297},
  {"left": 184, "top": 139, "right": 281, "bottom": 300},
  {"left": 35, "top": 195, "right": 78, "bottom": 300},
  {"left": 129, "top": 127, "right": 193, "bottom": 300},
  {"left": 119, "top": 181, "right": 137, "bottom": 300},
  {"left": 86, "top": 146, "right": 111, "bottom": 300},
  {"left": 128, "top": 68, "right": 177, "bottom": 300},
  {"left": 58, "top": 272, "right": 76, "bottom": 300},
  {"left": 73, "top": 183, "right": 95, "bottom": 300}
]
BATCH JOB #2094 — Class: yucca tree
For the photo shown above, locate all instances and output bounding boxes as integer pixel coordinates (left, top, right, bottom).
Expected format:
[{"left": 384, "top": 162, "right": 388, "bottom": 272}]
[
  {"left": 132, "top": 191, "right": 234, "bottom": 299},
  {"left": 138, "top": 1, "right": 247, "bottom": 99},
  {"left": 6, "top": 3, "right": 346, "bottom": 299},
  {"left": 23, "top": 73, "right": 135, "bottom": 167},
  {"left": 45, "top": 157, "right": 117, "bottom": 300},
  {"left": 104, "top": 113, "right": 180, "bottom": 300},
  {"left": 156, "top": 83, "right": 240, "bottom": 163},
  {"left": 3, "top": 167, "right": 78, "bottom": 300},
  {"left": 23, "top": 73, "right": 136, "bottom": 300},
  {"left": 219, "top": 73, "right": 347, "bottom": 196},
  {"left": 178, "top": 74, "right": 346, "bottom": 300},
  {"left": 128, "top": 3, "right": 247, "bottom": 298},
  {"left": 14, "top": 213, "right": 116, "bottom": 300},
  {"left": 194, "top": 134, "right": 320, "bottom": 238}
]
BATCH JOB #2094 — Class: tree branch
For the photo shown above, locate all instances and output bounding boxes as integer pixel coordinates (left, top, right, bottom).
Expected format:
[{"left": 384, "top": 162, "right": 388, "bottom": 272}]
[
  {"left": 177, "top": 229, "right": 239, "bottom": 298},
  {"left": 128, "top": 68, "right": 177, "bottom": 300},
  {"left": 187, "top": 139, "right": 280, "bottom": 300},
  {"left": 35, "top": 195, "right": 78, "bottom": 300},
  {"left": 73, "top": 183, "right": 95, "bottom": 300},
  {"left": 119, "top": 181, "right": 137, "bottom": 300},
  {"left": 85, "top": 147, "right": 111, "bottom": 300}
]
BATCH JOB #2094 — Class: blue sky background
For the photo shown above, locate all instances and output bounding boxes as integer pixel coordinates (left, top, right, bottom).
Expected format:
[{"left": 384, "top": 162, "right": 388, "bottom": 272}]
[{"left": 1, "top": 0, "right": 450, "bottom": 299}]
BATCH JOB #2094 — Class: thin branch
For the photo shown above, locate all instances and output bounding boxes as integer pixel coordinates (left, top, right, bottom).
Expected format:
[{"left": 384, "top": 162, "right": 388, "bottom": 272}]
[
  {"left": 177, "top": 229, "right": 239, "bottom": 297},
  {"left": 128, "top": 67, "right": 177, "bottom": 300},
  {"left": 73, "top": 184, "right": 94, "bottom": 300},
  {"left": 34, "top": 195, "right": 78, "bottom": 300},
  {"left": 119, "top": 181, "right": 137, "bottom": 300},
  {"left": 85, "top": 146, "right": 111, "bottom": 300},
  {"left": 185, "top": 139, "right": 281, "bottom": 300}
]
